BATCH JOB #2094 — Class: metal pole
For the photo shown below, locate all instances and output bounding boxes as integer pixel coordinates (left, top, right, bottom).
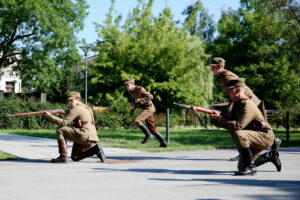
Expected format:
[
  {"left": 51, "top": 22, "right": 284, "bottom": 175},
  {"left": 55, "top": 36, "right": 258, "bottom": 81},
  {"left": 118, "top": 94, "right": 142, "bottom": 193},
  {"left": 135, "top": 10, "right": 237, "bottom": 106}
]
[
  {"left": 79, "top": 45, "right": 91, "bottom": 105},
  {"left": 84, "top": 53, "right": 88, "bottom": 104},
  {"left": 286, "top": 110, "right": 290, "bottom": 143},
  {"left": 166, "top": 108, "right": 170, "bottom": 143}
]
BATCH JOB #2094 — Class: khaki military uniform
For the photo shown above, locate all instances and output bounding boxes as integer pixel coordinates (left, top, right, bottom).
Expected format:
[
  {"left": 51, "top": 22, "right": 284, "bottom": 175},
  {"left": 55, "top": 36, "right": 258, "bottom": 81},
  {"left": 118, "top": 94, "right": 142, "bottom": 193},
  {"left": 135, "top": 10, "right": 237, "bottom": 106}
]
[
  {"left": 129, "top": 86, "right": 158, "bottom": 134},
  {"left": 213, "top": 98, "right": 275, "bottom": 170},
  {"left": 46, "top": 102, "right": 99, "bottom": 159}
]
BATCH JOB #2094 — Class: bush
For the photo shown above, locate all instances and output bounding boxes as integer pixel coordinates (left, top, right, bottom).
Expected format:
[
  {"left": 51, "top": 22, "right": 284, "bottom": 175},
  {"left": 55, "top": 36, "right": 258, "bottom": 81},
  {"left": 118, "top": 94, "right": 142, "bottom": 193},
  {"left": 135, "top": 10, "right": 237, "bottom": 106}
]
[
  {"left": 0, "top": 95, "right": 186, "bottom": 130},
  {"left": 0, "top": 97, "right": 68, "bottom": 129}
]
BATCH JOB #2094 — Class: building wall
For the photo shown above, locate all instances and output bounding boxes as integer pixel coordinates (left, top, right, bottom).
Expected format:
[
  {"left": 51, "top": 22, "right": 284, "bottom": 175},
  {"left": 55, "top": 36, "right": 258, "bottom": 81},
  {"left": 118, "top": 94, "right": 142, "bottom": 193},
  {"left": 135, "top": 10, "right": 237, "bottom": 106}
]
[{"left": 0, "top": 66, "right": 22, "bottom": 93}]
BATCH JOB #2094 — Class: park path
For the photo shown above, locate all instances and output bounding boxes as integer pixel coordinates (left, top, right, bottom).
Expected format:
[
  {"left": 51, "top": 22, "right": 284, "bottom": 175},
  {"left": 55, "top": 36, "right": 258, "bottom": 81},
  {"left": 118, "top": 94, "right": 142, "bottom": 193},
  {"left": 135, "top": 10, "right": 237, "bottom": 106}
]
[{"left": 0, "top": 132, "right": 300, "bottom": 200}]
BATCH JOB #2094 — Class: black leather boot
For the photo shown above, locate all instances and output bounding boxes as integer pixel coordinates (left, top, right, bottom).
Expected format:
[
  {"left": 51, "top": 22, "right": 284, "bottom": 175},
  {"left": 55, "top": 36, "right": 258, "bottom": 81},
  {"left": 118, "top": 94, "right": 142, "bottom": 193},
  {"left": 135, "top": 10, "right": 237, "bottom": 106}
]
[
  {"left": 254, "top": 150, "right": 281, "bottom": 172},
  {"left": 72, "top": 144, "right": 106, "bottom": 162},
  {"left": 269, "top": 151, "right": 281, "bottom": 172},
  {"left": 93, "top": 144, "right": 106, "bottom": 162},
  {"left": 139, "top": 125, "right": 153, "bottom": 144},
  {"left": 153, "top": 132, "right": 168, "bottom": 148},
  {"left": 51, "top": 139, "right": 68, "bottom": 163},
  {"left": 271, "top": 138, "right": 281, "bottom": 151},
  {"left": 235, "top": 148, "right": 257, "bottom": 176}
]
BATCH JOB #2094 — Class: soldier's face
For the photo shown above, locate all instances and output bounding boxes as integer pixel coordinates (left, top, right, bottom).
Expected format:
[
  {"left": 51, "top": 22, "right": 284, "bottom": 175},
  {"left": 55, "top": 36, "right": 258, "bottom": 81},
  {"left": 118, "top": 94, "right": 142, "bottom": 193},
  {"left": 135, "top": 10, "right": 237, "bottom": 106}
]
[
  {"left": 228, "top": 88, "right": 240, "bottom": 101},
  {"left": 68, "top": 98, "right": 78, "bottom": 107},
  {"left": 125, "top": 82, "right": 135, "bottom": 91},
  {"left": 211, "top": 65, "right": 223, "bottom": 75}
]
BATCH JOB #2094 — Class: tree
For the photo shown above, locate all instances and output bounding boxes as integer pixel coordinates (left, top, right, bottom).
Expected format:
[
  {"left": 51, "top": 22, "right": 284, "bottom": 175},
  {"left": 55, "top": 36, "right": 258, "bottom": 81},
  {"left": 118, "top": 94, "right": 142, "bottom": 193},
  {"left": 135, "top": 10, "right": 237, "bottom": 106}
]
[
  {"left": 208, "top": 0, "right": 300, "bottom": 109},
  {"left": 89, "top": 0, "right": 213, "bottom": 111},
  {"left": 182, "top": 0, "right": 216, "bottom": 42},
  {"left": 0, "top": 0, "right": 88, "bottom": 98}
]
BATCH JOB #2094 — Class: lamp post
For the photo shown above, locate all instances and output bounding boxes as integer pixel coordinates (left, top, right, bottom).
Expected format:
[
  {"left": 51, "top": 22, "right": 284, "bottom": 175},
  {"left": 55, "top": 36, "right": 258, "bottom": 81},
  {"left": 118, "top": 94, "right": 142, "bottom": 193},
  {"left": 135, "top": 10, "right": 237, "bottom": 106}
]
[{"left": 79, "top": 45, "right": 92, "bottom": 104}]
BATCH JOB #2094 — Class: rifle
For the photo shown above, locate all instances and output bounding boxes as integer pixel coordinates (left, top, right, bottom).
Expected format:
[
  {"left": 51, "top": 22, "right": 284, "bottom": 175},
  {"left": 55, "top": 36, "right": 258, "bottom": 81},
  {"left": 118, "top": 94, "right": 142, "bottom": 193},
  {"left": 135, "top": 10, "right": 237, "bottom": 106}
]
[
  {"left": 173, "top": 102, "right": 217, "bottom": 115},
  {"left": 7, "top": 109, "right": 67, "bottom": 117},
  {"left": 174, "top": 102, "right": 219, "bottom": 128}
]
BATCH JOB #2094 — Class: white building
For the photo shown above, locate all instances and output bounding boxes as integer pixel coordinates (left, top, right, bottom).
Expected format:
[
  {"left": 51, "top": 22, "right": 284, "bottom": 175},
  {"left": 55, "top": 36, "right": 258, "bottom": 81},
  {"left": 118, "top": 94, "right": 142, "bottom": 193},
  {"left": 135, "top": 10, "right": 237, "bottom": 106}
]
[{"left": 0, "top": 56, "right": 22, "bottom": 93}]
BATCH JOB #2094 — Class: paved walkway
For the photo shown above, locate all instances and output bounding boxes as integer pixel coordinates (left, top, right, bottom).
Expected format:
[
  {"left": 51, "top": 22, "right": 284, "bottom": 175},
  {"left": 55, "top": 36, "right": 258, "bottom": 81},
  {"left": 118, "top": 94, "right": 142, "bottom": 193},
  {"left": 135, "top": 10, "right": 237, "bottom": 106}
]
[{"left": 0, "top": 132, "right": 300, "bottom": 200}]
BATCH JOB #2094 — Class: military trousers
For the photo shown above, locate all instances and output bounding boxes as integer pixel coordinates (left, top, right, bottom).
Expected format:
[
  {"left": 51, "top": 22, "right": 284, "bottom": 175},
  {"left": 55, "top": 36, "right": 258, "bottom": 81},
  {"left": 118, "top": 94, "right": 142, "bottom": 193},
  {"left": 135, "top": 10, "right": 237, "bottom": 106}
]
[
  {"left": 134, "top": 108, "right": 158, "bottom": 134},
  {"left": 56, "top": 126, "right": 97, "bottom": 160},
  {"left": 232, "top": 129, "right": 274, "bottom": 170}
]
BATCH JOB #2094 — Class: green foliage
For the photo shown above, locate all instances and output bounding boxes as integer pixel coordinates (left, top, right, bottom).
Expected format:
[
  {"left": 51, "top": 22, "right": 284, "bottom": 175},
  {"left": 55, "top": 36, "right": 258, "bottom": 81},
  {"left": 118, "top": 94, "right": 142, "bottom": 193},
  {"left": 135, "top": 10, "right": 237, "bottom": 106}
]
[
  {"left": 0, "top": 97, "right": 68, "bottom": 129},
  {"left": 182, "top": 0, "right": 216, "bottom": 42},
  {"left": 93, "top": 90, "right": 135, "bottom": 129},
  {"left": 0, "top": 0, "right": 88, "bottom": 99},
  {"left": 89, "top": 0, "right": 213, "bottom": 112},
  {"left": 208, "top": 0, "right": 300, "bottom": 109}
]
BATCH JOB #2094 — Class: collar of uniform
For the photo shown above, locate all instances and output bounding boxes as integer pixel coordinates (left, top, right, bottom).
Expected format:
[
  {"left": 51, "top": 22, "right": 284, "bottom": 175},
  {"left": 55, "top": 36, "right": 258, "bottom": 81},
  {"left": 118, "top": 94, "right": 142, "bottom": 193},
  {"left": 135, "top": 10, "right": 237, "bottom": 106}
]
[{"left": 73, "top": 102, "right": 83, "bottom": 108}]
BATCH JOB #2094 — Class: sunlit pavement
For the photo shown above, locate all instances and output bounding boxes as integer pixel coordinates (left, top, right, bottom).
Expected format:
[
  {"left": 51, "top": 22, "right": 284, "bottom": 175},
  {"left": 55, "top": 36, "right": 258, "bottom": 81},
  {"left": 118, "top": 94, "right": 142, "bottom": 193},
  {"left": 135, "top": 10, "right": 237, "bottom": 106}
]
[{"left": 0, "top": 132, "right": 299, "bottom": 200}]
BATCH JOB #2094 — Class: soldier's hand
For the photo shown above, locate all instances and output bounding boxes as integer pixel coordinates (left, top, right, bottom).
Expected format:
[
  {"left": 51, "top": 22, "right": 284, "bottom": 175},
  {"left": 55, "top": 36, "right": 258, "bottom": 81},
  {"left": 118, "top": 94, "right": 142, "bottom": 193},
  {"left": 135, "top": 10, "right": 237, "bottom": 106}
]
[
  {"left": 135, "top": 98, "right": 141, "bottom": 103},
  {"left": 209, "top": 110, "right": 221, "bottom": 119},
  {"left": 43, "top": 111, "right": 52, "bottom": 117}
]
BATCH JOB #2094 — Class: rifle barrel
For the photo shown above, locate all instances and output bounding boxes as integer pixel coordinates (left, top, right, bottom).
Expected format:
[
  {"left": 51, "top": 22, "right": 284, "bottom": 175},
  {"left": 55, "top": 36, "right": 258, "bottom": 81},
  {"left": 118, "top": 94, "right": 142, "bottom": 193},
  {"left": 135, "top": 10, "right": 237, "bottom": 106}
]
[
  {"left": 173, "top": 102, "right": 215, "bottom": 114},
  {"left": 6, "top": 109, "right": 66, "bottom": 117}
]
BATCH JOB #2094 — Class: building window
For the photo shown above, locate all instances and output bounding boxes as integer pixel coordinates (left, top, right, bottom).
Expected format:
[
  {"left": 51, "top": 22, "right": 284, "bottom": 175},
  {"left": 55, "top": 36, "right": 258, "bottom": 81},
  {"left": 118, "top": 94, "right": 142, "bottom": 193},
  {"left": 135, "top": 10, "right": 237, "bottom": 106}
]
[{"left": 5, "top": 82, "right": 15, "bottom": 93}]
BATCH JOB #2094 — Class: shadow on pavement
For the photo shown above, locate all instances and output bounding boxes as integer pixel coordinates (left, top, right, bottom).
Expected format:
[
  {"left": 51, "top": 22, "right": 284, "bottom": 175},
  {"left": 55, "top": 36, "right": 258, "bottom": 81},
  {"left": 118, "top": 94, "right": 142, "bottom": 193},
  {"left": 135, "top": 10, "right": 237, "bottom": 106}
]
[
  {"left": 92, "top": 167, "right": 233, "bottom": 175},
  {"left": 0, "top": 158, "right": 50, "bottom": 163},
  {"left": 157, "top": 178, "right": 300, "bottom": 200},
  {"left": 107, "top": 155, "right": 228, "bottom": 162}
]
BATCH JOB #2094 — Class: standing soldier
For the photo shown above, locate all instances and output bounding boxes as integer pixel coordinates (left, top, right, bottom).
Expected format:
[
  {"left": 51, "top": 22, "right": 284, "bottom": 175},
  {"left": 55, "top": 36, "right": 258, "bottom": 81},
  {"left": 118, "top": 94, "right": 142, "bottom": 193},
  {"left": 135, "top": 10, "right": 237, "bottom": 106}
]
[
  {"left": 43, "top": 92, "right": 105, "bottom": 163},
  {"left": 123, "top": 78, "right": 168, "bottom": 148},
  {"left": 209, "top": 57, "right": 281, "bottom": 160},
  {"left": 209, "top": 78, "right": 281, "bottom": 175}
]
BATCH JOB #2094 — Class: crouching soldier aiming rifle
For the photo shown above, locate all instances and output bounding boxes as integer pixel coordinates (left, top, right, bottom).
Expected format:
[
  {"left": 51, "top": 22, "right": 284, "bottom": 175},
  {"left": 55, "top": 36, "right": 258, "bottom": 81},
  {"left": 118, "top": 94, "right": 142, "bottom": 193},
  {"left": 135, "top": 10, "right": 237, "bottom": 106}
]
[
  {"left": 123, "top": 78, "right": 168, "bottom": 148},
  {"left": 208, "top": 78, "right": 281, "bottom": 175},
  {"left": 43, "top": 92, "right": 105, "bottom": 163}
]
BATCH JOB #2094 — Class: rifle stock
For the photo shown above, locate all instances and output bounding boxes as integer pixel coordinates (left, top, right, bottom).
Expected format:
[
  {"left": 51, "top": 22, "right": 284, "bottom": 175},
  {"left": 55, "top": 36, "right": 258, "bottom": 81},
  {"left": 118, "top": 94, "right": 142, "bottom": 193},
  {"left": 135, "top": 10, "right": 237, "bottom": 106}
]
[
  {"left": 7, "top": 109, "right": 66, "bottom": 117},
  {"left": 173, "top": 102, "right": 216, "bottom": 114}
]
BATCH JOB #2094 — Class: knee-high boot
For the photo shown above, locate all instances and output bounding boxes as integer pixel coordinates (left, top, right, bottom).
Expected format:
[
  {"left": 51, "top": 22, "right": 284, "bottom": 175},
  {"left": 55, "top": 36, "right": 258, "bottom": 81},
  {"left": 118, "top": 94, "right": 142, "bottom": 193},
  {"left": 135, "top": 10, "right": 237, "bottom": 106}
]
[
  {"left": 153, "top": 132, "right": 168, "bottom": 148},
  {"left": 51, "top": 139, "right": 68, "bottom": 163},
  {"left": 139, "top": 124, "right": 153, "bottom": 144},
  {"left": 235, "top": 148, "right": 257, "bottom": 176},
  {"left": 254, "top": 151, "right": 281, "bottom": 172},
  {"left": 72, "top": 144, "right": 106, "bottom": 162}
]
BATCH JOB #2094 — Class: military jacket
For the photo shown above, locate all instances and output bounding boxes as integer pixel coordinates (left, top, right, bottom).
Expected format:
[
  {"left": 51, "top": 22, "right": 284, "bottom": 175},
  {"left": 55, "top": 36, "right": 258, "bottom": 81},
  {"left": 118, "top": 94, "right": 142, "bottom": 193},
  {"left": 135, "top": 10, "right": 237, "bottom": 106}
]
[
  {"left": 218, "top": 70, "right": 261, "bottom": 105},
  {"left": 129, "top": 86, "right": 155, "bottom": 112},
  {"left": 213, "top": 98, "right": 272, "bottom": 133},
  {"left": 46, "top": 102, "right": 99, "bottom": 142}
]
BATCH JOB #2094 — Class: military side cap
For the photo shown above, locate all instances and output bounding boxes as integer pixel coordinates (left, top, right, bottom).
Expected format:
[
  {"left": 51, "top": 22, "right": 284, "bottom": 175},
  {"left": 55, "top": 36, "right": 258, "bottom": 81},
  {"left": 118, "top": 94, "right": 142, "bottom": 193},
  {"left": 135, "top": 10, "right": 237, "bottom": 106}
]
[
  {"left": 123, "top": 78, "right": 135, "bottom": 85},
  {"left": 226, "top": 78, "right": 246, "bottom": 89},
  {"left": 67, "top": 91, "right": 81, "bottom": 101},
  {"left": 209, "top": 57, "right": 225, "bottom": 67}
]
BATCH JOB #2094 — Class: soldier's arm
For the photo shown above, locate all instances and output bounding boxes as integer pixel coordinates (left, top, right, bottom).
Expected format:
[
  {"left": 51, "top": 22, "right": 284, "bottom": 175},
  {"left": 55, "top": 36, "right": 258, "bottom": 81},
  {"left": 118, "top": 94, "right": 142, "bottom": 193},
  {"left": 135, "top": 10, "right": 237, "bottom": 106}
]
[
  {"left": 213, "top": 101, "right": 257, "bottom": 131},
  {"left": 139, "top": 87, "right": 153, "bottom": 101},
  {"left": 45, "top": 108, "right": 79, "bottom": 127}
]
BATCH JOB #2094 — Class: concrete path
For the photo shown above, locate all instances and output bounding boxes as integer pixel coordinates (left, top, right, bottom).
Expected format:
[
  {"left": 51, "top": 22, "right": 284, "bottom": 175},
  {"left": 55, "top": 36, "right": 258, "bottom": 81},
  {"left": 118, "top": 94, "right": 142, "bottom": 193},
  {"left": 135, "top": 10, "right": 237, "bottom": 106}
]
[{"left": 0, "top": 132, "right": 299, "bottom": 200}]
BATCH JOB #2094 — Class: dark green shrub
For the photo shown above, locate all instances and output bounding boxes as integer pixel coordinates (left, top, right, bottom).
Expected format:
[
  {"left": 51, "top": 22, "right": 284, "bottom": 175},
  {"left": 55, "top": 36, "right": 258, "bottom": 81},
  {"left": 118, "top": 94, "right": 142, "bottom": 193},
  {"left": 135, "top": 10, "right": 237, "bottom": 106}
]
[{"left": 0, "top": 97, "right": 67, "bottom": 129}]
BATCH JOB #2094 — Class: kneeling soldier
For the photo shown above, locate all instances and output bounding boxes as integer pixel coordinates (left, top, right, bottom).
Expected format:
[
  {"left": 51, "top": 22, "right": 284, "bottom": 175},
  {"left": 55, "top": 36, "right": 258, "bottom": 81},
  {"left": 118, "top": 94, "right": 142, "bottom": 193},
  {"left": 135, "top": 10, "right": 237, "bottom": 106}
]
[
  {"left": 43, "top": 92, "right": 105, "bottom": 163},
  {"left": 209, "top": 78, "right": 281, "bottom": 175},
  {"left": 123, "top": 78, "right": 168, "bottom": 148}
]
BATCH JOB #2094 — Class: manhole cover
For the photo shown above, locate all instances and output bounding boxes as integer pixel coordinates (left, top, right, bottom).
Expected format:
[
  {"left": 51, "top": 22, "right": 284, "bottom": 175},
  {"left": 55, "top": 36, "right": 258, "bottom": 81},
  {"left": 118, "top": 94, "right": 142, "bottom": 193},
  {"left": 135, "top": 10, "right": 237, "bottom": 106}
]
[{"left": 103, "top": 159, "right": 139, "bottom": 164}]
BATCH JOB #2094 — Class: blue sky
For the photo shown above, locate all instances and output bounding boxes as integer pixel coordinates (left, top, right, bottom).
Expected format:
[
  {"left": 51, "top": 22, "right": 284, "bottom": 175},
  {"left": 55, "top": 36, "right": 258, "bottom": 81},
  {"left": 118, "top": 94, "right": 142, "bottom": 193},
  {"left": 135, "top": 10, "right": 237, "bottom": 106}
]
[{"left": 77, "top": 0, "right": 240, "bottom": 54}]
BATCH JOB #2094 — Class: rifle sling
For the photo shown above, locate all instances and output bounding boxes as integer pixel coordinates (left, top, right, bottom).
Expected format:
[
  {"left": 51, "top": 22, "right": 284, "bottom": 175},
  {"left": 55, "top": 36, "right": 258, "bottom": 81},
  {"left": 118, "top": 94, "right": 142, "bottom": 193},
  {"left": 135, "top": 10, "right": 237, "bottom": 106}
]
[{"left": 191, "top": 106, "right": 207, "bottom": 128}]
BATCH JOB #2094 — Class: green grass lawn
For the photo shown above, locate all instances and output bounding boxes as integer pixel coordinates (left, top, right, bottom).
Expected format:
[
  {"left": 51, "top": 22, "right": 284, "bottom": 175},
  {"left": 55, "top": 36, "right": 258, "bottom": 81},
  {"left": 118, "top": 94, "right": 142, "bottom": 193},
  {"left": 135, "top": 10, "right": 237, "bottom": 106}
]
[
  {"left": 0, "top": 151, "right": 18, "bottom": 160},
  {"left": 0, "top": 128, "right": 299, "bottom": 153}
]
